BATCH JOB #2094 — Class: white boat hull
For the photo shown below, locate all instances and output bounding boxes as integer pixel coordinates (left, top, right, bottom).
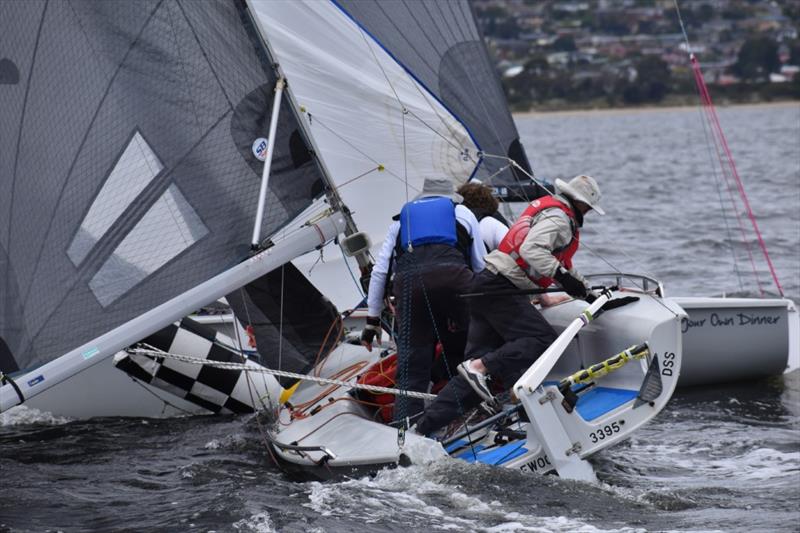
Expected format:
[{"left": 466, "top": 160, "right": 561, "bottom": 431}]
[
  {"left": 267, "top": 289, "right": 683, "bottom": 480},
  {"left": 20, "top": 355, "right": 206, "bottom": 419},
  {"left": 669, "top": 297, "right": 799, "bottom": 387}
]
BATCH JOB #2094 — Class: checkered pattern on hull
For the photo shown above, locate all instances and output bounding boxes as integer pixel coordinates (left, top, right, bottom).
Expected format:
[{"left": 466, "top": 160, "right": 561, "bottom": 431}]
[{"left": 114, "top": 318, "right": 276, "bottom": 414}]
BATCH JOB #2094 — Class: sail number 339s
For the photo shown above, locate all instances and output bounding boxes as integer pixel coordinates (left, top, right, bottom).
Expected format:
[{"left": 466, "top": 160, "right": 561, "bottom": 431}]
[{"left": 589, "top": 421, "right": 622, "bottom": 443}]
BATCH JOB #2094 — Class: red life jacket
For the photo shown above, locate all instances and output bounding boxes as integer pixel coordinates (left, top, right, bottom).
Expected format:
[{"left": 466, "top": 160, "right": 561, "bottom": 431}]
[{"left": 497, "top": 196, "right": 580, "bottom": 287}]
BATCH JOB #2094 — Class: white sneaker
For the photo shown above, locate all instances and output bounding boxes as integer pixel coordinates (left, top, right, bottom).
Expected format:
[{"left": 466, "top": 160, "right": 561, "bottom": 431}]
[{"left": 458, "top": 360, "right": 498, "bottom": 408}]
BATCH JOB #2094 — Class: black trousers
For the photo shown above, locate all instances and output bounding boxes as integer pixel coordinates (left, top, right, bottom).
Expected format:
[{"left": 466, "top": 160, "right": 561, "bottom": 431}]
[
  {"left": 415, "top": 270, "right": 557, "bottom": 435},
  {"left": 392, "top": 246, "right": 474, "bottom": 422}
]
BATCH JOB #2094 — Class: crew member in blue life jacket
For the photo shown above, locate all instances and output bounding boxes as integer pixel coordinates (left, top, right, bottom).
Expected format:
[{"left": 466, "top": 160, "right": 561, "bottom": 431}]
[
  {"left": 414, "top": 175, "right": 604, "bottom": 436},
  {"left": 361, "top": 178, "right": 486, "bottom": 424}
]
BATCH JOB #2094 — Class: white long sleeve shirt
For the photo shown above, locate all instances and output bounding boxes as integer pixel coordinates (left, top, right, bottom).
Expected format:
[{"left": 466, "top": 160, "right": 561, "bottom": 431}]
[
  {"left": 367, "top": 203, "right": 484, "bottom": 316},
  {"left": 479, "top": 216, "right": 509, "bottom": 252}
]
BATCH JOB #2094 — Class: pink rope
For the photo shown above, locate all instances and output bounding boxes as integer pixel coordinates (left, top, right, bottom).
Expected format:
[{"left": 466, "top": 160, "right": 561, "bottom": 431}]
[
  {"left": 691, "top": 59, "right": 764, "bottom": 296},
  {"left": 690, "top": 55, "right": 784, "bottom": 296}
]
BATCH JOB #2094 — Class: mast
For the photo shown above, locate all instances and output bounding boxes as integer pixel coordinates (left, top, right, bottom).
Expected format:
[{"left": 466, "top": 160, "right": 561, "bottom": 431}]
[{"left": 0, "top": 212, "right": 346, "bottom": 412}]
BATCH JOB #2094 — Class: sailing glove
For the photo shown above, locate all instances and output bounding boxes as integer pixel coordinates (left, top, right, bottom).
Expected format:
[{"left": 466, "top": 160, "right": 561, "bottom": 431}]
[
  {"left": 554, "top": 267, "right": 589, "bottom": 300},
  {"left": 360, "top": 316, "right": 382, "bottom": 351}
]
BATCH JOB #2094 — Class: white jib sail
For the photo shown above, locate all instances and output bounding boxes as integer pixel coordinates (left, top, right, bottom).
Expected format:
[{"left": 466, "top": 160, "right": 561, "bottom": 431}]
[{"left": 249, "top": 0, "right": 480, "bottom": 307}]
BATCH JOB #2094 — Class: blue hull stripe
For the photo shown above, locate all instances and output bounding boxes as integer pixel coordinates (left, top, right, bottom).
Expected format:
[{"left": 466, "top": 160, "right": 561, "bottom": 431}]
[{"left": 457, "top": 441, "right": 527, "bottom": 465}]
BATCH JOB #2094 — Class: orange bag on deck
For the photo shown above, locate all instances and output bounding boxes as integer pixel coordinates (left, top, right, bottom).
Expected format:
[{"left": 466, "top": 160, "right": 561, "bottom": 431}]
[{"left": 356, "top": 353, "right": 398, "bottom": 422}]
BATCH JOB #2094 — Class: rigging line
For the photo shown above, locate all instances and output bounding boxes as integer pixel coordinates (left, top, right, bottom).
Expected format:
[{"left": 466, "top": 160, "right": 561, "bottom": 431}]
[
  {"left": 356, "top": 17, "right": 407, "bottom": 111},
  {"left": 672, "top": 0, "right": 692, "bottom": 54},
  {"left": 403, "top": 105, "right": 409, "bottom": 203},
  {"left": 481, "top": 151, "right": 657, "bottom": 277},
  {"left": 307, "top": 115, "right": 414, "bottom": 188},
  {"left": 477, "top": 152, "right": 537, "bottom": 206},
  {"left": 339, "top": 243, "right": 365, "bottom": 298},
  {"left": 128, "top": 347, "right": 437, "bottom": 400},
  {"left": 697, "top": 86, "right": 744, "bottom": 292},
  {"left": 353, "top": 8, "right": 472, "bottom": 160},
  {"left": 482, "top": 163, "right": 513, "bottom": 184},
  {"left": 691, "top": 59, "right": 764, "bottom": 295},
  {"left": 482, "top": 152, "right": 679, "bottom": 315},
  {"left": 406, "top": 253, "right": 479, "bottom": 457},
  {"left": 277, "top": 267, "right": 287, "bottom": 375},
  {"left": 693, "top": 68, "right": 761, "bottom": 286},
  {"left": 691, "top": 75, "right": 745, "bottom": 292},
  {"left": 336, "top": 166, "right": 382, "bottom": 190},
  {"left": 404, "top": 94, "right": 474, "bottom": 155},
  {"left": 674, "top": 0, "right": 781, "bottom": 296},
  {"left": 696, "top": 71, "right": 778, "bottom": 296}
]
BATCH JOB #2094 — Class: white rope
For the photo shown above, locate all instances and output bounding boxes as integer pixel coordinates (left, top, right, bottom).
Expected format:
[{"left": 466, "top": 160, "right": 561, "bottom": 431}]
[{"left": 126, "top": 347, "right": 437, "bottom": 401}]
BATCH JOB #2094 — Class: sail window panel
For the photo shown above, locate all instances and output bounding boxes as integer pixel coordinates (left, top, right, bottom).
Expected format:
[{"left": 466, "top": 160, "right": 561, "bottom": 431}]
[
  {"left": 67, "top": 131, "right": 164, "bottom": 266},
  {"left": 89, "top": 184, "right": 208, "bottom": 307}
]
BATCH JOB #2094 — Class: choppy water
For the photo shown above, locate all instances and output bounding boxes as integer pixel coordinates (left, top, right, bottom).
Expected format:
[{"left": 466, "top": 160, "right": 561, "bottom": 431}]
[{"left": 2, "top": 103, "right": 799, "bottom": 532}]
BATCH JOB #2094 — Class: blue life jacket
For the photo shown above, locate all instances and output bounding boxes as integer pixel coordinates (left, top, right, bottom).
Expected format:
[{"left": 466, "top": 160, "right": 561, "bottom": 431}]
[{"left": 398, "top": 196, "right": 457, "bottom": 250}]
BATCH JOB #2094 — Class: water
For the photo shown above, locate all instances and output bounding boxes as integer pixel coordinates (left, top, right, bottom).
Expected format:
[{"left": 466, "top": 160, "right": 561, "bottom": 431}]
[{"left": 2, "top": 103, "right": 798, "bottom": 532}]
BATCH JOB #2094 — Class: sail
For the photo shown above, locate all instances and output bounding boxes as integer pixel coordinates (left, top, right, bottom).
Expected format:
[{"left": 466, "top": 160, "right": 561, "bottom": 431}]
[
  {"left": 226, "top": 264, "right": 340, "bottom": 385},
  {"left": 251, "top": 0, "right": 540, "bottom": 232},
  {"left": 334, "top": 0, "right": 536, "bottom": 188},
  {"left": 0, "top": 1, "right": 329, "bottom": 374},
  {"left": 249, "top": 0, "right": 541, "bottom": 306}
]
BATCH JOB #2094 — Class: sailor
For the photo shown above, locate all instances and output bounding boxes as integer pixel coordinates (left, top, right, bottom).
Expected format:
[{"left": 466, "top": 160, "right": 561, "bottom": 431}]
[
  {"left": 457, "top": 182, "right": 510, "bottom": 252},
  {"left": 361, "top": 177, "right": 486, "bottom": 424},
  {"left": 414, "top": 175, "right": 605, "bottom": 436}
]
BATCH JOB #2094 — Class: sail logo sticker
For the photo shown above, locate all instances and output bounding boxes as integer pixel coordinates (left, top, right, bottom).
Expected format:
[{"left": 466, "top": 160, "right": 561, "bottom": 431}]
[
  {"left": 252, "top": 138, "right": 269, "bottom": 161},
  {"left": 27, "top": 375, "right": 44, "bottom": 387},
  {"left": 82, "top": 347, "right": 100, "bottom": 360}
]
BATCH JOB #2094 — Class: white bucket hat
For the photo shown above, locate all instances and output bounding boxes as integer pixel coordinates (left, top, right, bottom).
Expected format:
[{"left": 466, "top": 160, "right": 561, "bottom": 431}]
[
  {"left": 413, "top": 177, "right": 463, "bottom": 203},
  {"left": 555, "top": 175, "right": 605, "bottom": 215}
]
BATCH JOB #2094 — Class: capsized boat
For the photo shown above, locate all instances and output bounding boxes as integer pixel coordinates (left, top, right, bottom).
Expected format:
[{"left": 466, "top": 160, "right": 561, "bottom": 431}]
[
  {"left": 0, "top": 0, "right": 349, "bottom": 415},
  {"left": 266, "top": 287, "right": 685, "bottom": 481}
]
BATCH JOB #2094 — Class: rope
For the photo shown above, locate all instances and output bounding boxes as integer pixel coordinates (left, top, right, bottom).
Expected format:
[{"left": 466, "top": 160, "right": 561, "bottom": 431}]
[
  {"left": 693, "top": 84, "right": 746, "bottom": 293},
  {"left": 559, "top": 343, "right": 649, "bottom": 388},
  {"left": 125, "top": 347, "right": 436, "bottom": 401},
  {"left": 691, "top": 56, "right": 765, "bottom": 296},
  {"left": 673, "top": 0, "right": 784, "bottom": 297},
  {"left": 410, "top": 255, "right": 477, "bottom": 453}
]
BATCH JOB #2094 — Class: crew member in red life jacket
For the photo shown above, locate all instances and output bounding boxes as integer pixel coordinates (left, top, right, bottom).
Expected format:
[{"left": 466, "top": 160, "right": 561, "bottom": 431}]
[
  {"left": 360, "top": 178, "right": 486, "bottom": 425},
  {"left": 414, "top": 175, "right": 604, "bottom": 436}
]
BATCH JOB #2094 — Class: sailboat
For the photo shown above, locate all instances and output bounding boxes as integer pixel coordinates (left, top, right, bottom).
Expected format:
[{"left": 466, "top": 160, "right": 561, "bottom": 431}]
[
  {"left": 237, "top": 0, "right": 683, "bottom": 480},
  {"left": 1, "top": 0, "right": 683, "bottom": 482},
  {"left": 0, "top": 0, "right": 344, "bottom": 417}
]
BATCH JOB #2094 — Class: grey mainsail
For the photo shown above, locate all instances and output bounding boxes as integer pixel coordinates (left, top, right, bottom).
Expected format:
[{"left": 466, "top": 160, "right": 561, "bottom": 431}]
[{"left": 0, "top": 1, "right": 329, "bottom": 375}]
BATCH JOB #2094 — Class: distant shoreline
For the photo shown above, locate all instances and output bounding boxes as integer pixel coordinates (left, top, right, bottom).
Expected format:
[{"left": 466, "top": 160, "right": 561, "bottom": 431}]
[{"left": 513, "top": 99, "right": 800, "bottom": 118}]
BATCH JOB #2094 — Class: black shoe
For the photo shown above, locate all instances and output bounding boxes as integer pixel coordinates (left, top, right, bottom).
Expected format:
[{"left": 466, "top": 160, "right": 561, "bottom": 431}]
[{"left": 458, "top": 361, "right": 498, "bottom": 408}]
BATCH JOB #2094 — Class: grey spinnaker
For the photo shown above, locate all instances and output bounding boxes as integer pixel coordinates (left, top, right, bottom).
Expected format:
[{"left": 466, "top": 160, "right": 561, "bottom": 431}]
[
  {"left": 334, "top": 0, "right": 540, "bottom": 192},
  {"left": 0, "top": 1, "right": 326, "bottom": 372},
  {"left": 226, "top": 264, "right": 340, "bottom": 386}
]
